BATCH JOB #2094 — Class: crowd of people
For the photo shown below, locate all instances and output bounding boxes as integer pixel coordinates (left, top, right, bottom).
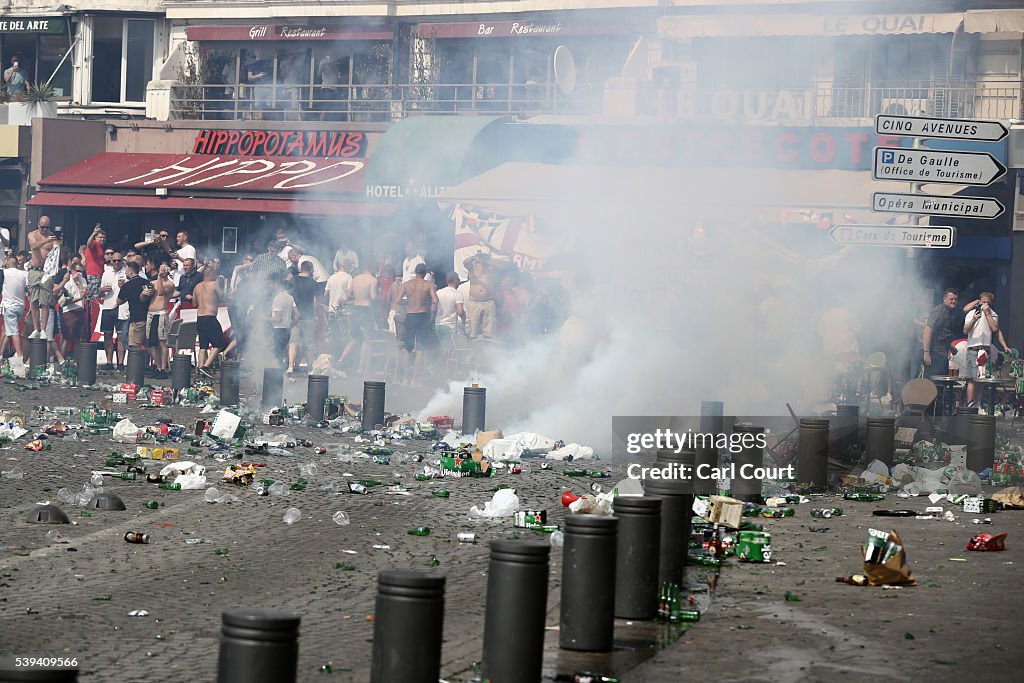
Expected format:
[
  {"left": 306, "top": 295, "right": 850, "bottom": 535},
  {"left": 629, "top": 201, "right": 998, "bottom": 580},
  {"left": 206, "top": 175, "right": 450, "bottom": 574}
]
[{"left": 0, "top": 221, "right": 568, "bottom": 386}]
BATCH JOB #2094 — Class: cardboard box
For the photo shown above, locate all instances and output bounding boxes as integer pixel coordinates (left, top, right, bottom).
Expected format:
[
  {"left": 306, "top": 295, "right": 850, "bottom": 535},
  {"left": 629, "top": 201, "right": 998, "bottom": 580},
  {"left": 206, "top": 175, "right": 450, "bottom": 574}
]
[
  {"left": 150, "top": 389, "right": 165, "bottom": 406},
  {"left": 708, "top": 495, "right": 744, "bottom": 529},
  {"left": 963, "top": 497, "right": 983, "bottom": 514},
  {"left": 137, "top": 446, "right": 180, "bottom": 461}
]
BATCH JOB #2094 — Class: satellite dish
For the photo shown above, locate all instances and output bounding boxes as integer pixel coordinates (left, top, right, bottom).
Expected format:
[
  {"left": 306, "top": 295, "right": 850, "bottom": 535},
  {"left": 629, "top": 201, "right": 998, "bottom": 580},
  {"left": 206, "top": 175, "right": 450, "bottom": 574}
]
[{"left": 553, "top": 46, "right": 577, "bottom": 95}]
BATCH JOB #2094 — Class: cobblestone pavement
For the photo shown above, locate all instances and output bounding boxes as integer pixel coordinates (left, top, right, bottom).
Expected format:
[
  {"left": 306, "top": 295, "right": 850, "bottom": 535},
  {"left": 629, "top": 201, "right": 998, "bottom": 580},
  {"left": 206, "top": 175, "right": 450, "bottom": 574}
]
[{"left": 2, "top": 369, "right": 1024, "bottom": 682}]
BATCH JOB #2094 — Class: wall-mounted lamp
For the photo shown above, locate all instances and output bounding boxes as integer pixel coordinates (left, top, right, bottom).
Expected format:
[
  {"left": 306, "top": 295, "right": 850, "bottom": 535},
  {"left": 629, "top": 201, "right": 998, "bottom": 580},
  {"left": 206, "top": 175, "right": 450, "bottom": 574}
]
[
  {"left": 155, "top": 188, "right": 168, "bottom": 197},
  {"left": 106, "top": 124, "right": 117, "bottom": 141}
]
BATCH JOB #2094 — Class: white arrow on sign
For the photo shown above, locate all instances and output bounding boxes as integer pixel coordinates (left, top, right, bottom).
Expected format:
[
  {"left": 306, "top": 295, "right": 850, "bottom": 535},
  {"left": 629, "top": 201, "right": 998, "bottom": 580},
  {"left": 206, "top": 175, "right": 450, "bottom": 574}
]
[
  {"left": 871, "top": 192, "right": 1005, "bottom": 220},
  {"left": 873, "top": 147, "right": 1006, "bottom": 186},
  {"left": 875, "top": 114, "right": 1008, "bottom": 142},
  {"left": 828, "top": 224, "right": 956, "bottom": 249}
]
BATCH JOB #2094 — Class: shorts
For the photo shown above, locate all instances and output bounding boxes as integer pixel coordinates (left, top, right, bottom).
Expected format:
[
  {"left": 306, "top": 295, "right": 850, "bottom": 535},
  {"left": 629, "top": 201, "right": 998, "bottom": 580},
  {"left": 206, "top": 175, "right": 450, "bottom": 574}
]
[
  {"left": 100, "top": 308, "right": 118, "bottom": 334},
  {"left": 2, "top": 303, "right": 24, "bottom": 336},
  {"left": 965, "top": 347, "right": 986, "bottom": 380},
  {"left": 147, "top": 311, "right": 168, "bottom": 346},
  {"left": 403, "top": 312, "right": 429, "bottom": 352},
  {"left": 127, "top": 321, "right": 146, "bottom": 348},
  {"left": 27, "top": 269, "right": 53, "bottom": 307},
  {"left": 352, "top": 306, "right": 375, "bottom": 339},
  {"left": 87, "top": 275, "right": 102, "bottom": 299},
  {"left": 289, "top": 319, "right": 314, "bottom": 346},
  {"left": 197, "top": 315, "right": 224, "bottom": 349}
]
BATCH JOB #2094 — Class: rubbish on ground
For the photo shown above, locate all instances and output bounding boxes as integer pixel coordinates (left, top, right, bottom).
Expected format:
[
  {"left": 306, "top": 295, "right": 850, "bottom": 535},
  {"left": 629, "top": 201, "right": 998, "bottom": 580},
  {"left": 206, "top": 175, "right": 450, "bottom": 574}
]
[
  {"left": 457, "top": 533, "right": 475, "bottom": 543},
  {"left": 859, "top": 528, "right": 916, "bottom": 586},
  {"left": 991, "top": 487, "right": 1024, "bottom": 509},
  {"left": 872, "top": 510, "right": 917, "bottom": 517},
  {"left": 282, "top": 508, "right": 302, "bottom": 525},
  {"left": 129, "top": 610, "right": 150, "bottom": 617},
  {"left": 568, "top": 491, "right": 614, "bottom": 515},
  {"left": 562, "top": 491, "right": 579, "bottom": 507},
  {"left": 124, "top": 532, "right": 150, "bottom": 544},
  {"left": 547, "top": 443, "right": 594, "bottom": 461},
  {"left": 972, "top": 518, "right": 993, "bottom": 525},
  {"left": 332, "top": 511, "right": 350, "bottom": 526},
  {"left": 469, "top": 488, "right": 519, "bottom": 519},
  {"left": 967, "top": 532, "right": 1007, "bottom": 551},
  {"left": 2, "top": 467, "right": 25, "bottom": 480},
  {"left": 736, "top": 530, "right": 772, "bottom": 562}
]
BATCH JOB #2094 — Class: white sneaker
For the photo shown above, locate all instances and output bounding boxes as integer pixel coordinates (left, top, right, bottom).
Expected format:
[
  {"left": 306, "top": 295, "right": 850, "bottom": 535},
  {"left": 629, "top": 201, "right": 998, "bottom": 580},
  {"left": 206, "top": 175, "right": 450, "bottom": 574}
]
[{"left": 27, "top": 330, "right": 39, "bottom": 339}]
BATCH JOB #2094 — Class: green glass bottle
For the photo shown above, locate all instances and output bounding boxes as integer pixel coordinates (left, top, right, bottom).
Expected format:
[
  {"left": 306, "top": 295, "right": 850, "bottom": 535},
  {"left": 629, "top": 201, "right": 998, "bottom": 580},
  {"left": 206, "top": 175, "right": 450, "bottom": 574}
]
[
  {"left": 407, "top": 526, "right": 431, "bottom": 536},
  {"left": 739, "top": 521, "right": 764, "bottom": 531},
  {"left": 414, "top": 474, "right": 431, "bottom": 481},
  {"left": 668, "top": 583, "right": 681, "bottom": 623},
  {"left": 564, "top": 469, "right": 588, "bottom": 477},
  {"left": 361, "top": 479, "right": 384, "bottom": 487},
  {"left": 687, "top": 553, "right": 722, "bottom": 568},
  {"left": 158, "top": 482, "right": 182, "bottom": 490},
  {"left": 112, "top": 472, "right": 137, "bottom": 481},
  {"left": 106, "top": 456, "right": 125, "bottom": 467},
  {"left": 743, "top": 506, "right": 763, "bottom": 517},
  {"left": 678, "top": 608, "right": 701, "bottom": 622},
  {"left": 145, "top": 501, "right": 160, "bottom": 509},
  {"left": 844, "top": 493, "right": 884, "bottom": 502},
  {"left": 431, "top": 490, "right": 451, "bottom": 498}
]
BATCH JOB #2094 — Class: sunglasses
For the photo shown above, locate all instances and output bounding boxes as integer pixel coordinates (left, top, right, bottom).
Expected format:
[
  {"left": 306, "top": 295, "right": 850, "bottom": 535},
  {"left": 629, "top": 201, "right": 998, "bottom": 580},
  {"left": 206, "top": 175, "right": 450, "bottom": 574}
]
[
  {"left": 112, "top": 259, "right": 123, "bottom": 263},
  {"left": 104, "top": 252, "right": 114, "bottom": 256}
]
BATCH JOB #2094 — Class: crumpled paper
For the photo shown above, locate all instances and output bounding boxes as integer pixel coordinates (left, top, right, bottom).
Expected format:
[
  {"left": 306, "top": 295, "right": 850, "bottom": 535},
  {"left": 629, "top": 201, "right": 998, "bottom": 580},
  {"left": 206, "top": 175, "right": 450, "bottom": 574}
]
[
  {"left": 160, "top": 461, "right": 207, "bottom": 490},
  {"left": 469, "top": 488, "right": 519, "bottom": 519},
  {"left": 112, "top": 418, "right": 141, "bottom": 443},
  {"left": 991, "top": 486, "right": 1024, "bottom": 509}
]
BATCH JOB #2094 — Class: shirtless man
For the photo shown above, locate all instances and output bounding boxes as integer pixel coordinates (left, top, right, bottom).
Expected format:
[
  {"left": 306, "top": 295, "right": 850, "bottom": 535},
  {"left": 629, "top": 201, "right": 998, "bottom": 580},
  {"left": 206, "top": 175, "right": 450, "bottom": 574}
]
[
  {"left": 193, "top": 266, "right": 224, "bottom": 378},
  {"left": 146, "top": 263, "right": 175, "bottom": 378},
  {"left": 463, "top": 252, "right": 505, "bottom": 339},
  {"left": 26, "top": 215, "right": 60, "bottom": 339},
  {"left": 392, "top": 263, "right": 438, "bottom": 385},
  {"left": 339, "top": 266, "right": 378, "bottom": 369}
]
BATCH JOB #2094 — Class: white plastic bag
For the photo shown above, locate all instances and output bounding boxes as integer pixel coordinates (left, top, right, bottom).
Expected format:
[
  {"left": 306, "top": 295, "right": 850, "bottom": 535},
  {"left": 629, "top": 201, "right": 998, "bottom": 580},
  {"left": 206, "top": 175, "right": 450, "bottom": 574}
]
[
  {"left": 547, "top": 443, "right": 595, "bottom": 461},
  {"left": 469, "top": 488, "right": 520, "bottom": 519},
  {"left": 112, "top": 418, "right": 141, "bottom": 443},
  {"left": 211, "top": 410, "right": 241, "bottom": 439}
]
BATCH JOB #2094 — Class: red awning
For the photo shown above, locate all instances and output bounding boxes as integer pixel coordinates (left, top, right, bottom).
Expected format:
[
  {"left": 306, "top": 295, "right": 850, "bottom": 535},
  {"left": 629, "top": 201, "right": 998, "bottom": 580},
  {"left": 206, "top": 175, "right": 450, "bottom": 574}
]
[
  {"left": 185, "top": 25, "right": 392, "bottom": 41},
  {"left": 39, "top": 152, "right": 368, "bottom": 195},
  {"left": 26, "top": 192, "right": 398, "bottom": 217}
]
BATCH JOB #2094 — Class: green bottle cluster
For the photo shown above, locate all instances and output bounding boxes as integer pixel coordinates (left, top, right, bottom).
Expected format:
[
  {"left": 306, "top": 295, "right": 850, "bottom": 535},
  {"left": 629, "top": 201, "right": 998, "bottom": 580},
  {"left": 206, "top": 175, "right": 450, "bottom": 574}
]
[
  {"left": 843, "top": 492, "right": 885, "bottom": 502},
  {"left": 657, "top": 582, "right": 701, "bottom": 623}
]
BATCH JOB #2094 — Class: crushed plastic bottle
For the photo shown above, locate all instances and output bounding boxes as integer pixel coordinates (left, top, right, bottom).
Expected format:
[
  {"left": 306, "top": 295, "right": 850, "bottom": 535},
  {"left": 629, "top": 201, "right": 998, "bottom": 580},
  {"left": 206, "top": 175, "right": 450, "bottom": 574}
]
[
  {"left": 90, "top": 473, "right": 104, "bottom": 487},
  {"left": 332, "top": 511, "right": 351, "bottom": 526},
  {"left": 283, "top": 507, "right": 302, "bottom": 525},
  {"left": 549, "top": 531, "right": 565, "bottom": 549},
  {"left": 268, "top": 482, "right": 286, "bottom": 497},
  {"left": 2, "top": 467, "right": 25, "bottom": 480},
  {"left": 57, "top": 487, "right": 74, "bottom": 504},
  {"left": 298, "top": 462, "right": 318, "bottom": 478}
]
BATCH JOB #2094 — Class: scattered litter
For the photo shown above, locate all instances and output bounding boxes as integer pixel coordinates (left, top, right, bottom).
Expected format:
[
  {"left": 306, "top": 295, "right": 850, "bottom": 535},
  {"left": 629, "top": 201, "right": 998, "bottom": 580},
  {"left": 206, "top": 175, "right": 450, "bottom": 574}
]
[
  {"left": 469, "top": 488, "right": 519, "bottom": 519},
  {"left": 967, "top": 533, "right": 1007, "bottom": 551},
  {"left": 128, "top": 610, "right": 150, "bottom": 617}
]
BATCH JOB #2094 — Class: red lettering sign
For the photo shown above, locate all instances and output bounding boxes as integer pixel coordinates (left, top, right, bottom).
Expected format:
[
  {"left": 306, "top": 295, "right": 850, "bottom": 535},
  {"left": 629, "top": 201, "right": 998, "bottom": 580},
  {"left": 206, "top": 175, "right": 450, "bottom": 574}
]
[{"left": 192, "top": 130, "right": 368, "bottom": 159}]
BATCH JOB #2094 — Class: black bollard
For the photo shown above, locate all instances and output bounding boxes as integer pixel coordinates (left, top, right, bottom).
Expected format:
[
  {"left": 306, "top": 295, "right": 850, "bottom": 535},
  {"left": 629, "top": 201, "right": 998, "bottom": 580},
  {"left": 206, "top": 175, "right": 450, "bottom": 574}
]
[
  {"left": 28, "top": 337, "right": 48, "bottom": 368},
  {"left": 171, "top": 355, "right": 192, "bottom": 392},
  {"left": 731, "top": 422, "right": 765, "bottom": 501},
  {"left": 967, "top": 414, "right": 996, "bottom": 473},
  {"left": 0, "top": 664, "right": 78, "bottom": 681},
  {"left": 306, "top": 374, "right": 329, "bottom": 422},
  {"left": 613, "top": 496, "right": 661, "bottom": 620},
  {"left": 126, "top": 348, "right": 147, "bottom": 387},
  {"left": 695, "top": 401, "right": 724, "bottom": 495},
  {"left": 559, "top": 515, "right": 618, "bottom": 652},
  {"left": 865, "top": 417, "right": 896, "bottom": 468},
  {"left": 482, "top": 541, "right": 550, "bottom": 683},
  {"left": 220, "top": 360, "right": 240, "bottom": 406},
  {"left": 798, "top": 418, "right": 830, "bottom": 490},
  {"left": 362, "top": 381, "right": 386, "bottom": 432},
  {"left": 462, "top": 385, "right": 486, "bottom": 433},
  {"left": 643, "top": 473, "right": 692, "bottom": 588},
  {"left": 217, "top": 608, "right": 300, "bottom": 683},
  {"left": 76, "top": 341, "right": 99, "bottom": 386},
  {"left": 261, "top": 367, "right": 283, "bottom": 408},
  {"left": 831, "top": 404, "right": 860, "bottom": 459},
  {"left": 371, "top": 570, "right": 445, "bottom": 683}
]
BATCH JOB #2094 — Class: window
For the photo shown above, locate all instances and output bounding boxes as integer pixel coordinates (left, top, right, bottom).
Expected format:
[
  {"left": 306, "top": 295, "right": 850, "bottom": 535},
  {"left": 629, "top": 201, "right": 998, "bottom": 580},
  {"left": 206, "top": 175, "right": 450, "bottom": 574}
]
[
  {"left": 91, "top": 17, "right": 154, "bottom": 103},
  {"left": 38, "top": 35, "right": 73, "bottom": 98}
]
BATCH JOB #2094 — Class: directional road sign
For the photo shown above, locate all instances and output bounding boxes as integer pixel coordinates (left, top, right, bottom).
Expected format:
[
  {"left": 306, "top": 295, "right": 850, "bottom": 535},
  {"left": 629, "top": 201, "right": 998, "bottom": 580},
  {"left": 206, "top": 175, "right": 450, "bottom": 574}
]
[
  {"left": 873, "top": 147, "right": 1006, "bottom": 186},
  {"left": 828, "top": 224, "right": 956, "bottom": 249},
  {"left": 871, "top": 192, "right": 1004, "bottom": 220},
  {"left": 875, "top": 114, "right": 1008, "bottom": 142}
]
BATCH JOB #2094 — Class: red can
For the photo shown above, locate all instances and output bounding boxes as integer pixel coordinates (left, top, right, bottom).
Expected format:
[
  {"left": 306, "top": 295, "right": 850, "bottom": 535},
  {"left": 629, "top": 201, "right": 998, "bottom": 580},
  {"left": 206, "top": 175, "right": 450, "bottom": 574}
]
[
  {"left": 315, "top": 446, "right": 328, "bottom": 455},
  {"left": 510, "top": 466, "right": 522, "bottom": 474}
]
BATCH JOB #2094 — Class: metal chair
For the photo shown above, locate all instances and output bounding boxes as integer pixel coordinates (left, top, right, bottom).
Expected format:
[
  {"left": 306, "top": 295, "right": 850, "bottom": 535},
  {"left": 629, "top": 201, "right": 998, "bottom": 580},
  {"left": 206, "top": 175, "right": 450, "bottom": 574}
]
[
  {"left": 169, "top": 320, "right": 198, "bottom": 360},
  {"left": 862, "top": 351, "right": 888, "bottom": 411}
]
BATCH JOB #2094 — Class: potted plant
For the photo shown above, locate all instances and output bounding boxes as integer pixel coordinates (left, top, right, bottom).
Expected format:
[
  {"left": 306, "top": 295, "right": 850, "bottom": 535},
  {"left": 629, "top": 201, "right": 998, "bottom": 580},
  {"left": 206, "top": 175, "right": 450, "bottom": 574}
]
[{"left": 9, "top": 82, "right": 58, "bottom": 125}]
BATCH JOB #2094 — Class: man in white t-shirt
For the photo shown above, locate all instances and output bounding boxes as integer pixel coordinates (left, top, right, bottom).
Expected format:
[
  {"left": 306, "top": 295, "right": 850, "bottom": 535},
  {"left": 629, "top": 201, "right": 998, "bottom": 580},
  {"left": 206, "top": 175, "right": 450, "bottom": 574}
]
[
  {"left": 287, "top": 248, "right": 329, "bottom": 284},
  {"left": 0, "top": 255, "right": 27, "bottom": 358},
  {"left": 435, "top": 272, "right": 464, "bottom": 350},
  {"left": 324, "top": 261, "right": 352, "bottom": 314},
  {"left": 169, "top": 231, "right": 197, "bottom": 277},
  {"left": 962, "top": 291, "right": 1005, "bottom": 405},
  {"left": 99, "top": 252, "right": 127, "bottom": 370},
  {"left": 402, "top": 241, "right": 426, "bottom": 283}
]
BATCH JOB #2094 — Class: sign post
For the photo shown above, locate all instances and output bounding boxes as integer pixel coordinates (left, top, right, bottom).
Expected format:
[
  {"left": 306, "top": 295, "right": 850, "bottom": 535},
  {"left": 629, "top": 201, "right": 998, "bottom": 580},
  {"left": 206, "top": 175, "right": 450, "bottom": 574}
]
[
  {"left": 871, "top": 192, "right": 1004, "bottom": 220},
  {"left": 875, "top": 114, "right": 1008, "bottom": 142},
  {"left": 872, "top": 147, "right": 1006, "bottom": 186}
]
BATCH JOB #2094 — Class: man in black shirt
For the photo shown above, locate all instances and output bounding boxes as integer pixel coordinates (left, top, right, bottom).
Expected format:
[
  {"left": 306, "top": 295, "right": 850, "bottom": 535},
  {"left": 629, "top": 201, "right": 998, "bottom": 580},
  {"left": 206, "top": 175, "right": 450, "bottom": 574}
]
[
  {"left": 923, "top": 288, "right": 962, "bottom": 377},
  {"left": 117, "top": 261, "right": 153, "bottom": 349},
  {"left": 289, "top": 260, "right": 322, "bottom": 375},
  {"left": 174, "top": 258, "right": 203, "bottom": 309}
]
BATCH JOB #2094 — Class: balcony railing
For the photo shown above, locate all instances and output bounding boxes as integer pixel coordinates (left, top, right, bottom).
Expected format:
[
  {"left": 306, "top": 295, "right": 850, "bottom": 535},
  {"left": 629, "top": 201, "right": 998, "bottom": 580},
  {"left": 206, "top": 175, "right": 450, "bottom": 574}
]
[
  {"left": 169, "top": 82, "right": 600, "bottom": 122},
  {"left": 671, "top": 81, "right": 1022, "bottom": 123}
]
